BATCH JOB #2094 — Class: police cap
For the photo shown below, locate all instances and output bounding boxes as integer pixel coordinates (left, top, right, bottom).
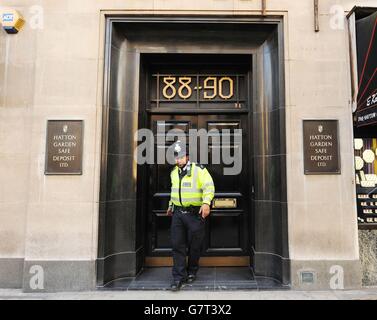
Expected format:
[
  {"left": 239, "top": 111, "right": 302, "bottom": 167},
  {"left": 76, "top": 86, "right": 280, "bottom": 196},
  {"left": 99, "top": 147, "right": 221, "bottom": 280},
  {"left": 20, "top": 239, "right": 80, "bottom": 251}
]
[{"left": 173, "top": 140, "right": 187, "bottom": 158}]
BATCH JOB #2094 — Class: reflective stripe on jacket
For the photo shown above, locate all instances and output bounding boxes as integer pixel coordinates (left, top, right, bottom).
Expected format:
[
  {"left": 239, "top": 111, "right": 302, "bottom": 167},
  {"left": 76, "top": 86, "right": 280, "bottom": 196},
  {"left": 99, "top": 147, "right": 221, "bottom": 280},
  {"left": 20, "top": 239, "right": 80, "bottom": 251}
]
[{"left": 168, "top": 163, "right": 215, "bottom": 207}]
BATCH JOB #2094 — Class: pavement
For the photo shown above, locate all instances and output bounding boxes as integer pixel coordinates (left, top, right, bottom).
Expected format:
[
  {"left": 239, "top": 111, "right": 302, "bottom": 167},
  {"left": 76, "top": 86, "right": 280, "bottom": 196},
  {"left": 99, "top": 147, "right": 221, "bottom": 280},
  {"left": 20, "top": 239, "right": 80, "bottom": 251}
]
[{"left": 1, "top": 288, "right": 377, "bottom": 300}]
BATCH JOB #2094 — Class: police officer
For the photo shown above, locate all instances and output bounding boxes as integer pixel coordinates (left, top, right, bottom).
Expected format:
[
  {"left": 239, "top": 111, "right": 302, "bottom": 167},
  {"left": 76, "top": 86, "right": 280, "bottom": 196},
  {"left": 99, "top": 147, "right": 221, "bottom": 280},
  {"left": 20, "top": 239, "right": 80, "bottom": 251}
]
[{"left": 166, "top": 140, "right": 215, "bottom": 291}]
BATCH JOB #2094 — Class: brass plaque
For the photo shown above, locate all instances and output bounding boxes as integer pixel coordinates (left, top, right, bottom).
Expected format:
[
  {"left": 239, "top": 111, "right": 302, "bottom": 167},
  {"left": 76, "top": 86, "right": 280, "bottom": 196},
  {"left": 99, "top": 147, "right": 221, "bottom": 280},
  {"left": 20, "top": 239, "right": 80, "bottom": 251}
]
[
  {"left": 212, "top": 198, "right": 237, "bottom": 209},
  {"left": 303, "top": 120, "right": 340, "bottom": 175},
  {"left": 45, "top": 120, "right": 83, "bottom": 175}
]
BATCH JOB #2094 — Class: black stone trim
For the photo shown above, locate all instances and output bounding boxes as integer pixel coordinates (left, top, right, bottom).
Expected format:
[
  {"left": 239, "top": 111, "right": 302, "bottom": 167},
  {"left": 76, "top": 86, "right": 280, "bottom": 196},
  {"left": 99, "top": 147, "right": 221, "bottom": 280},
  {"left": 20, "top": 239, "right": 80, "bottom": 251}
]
[
  {"left": 252, "top": 249, "right": 291, "bottom": 286},
  {"left": 99, "top": 15, "right": 289, "bottom": 288},
  {"left": 0, "top": 258, "right": 24, "bottom": 288}
]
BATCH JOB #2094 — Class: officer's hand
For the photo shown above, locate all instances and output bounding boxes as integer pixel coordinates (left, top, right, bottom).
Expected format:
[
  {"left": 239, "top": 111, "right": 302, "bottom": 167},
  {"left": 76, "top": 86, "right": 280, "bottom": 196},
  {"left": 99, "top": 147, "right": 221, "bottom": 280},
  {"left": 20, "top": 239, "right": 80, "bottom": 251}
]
[
  {"left": 199, "top": 204, "right": 211, "bottom": 219},
  {"left": 166, "top": 207, "right": 173, "bottom": 216}
]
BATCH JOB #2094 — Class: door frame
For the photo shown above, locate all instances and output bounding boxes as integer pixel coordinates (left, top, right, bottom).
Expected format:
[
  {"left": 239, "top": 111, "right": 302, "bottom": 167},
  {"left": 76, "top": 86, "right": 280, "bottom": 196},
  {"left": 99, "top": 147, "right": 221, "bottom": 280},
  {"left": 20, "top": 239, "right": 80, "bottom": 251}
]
[{"left": 97, "top": 15, "right": 289, "bottom": 287}]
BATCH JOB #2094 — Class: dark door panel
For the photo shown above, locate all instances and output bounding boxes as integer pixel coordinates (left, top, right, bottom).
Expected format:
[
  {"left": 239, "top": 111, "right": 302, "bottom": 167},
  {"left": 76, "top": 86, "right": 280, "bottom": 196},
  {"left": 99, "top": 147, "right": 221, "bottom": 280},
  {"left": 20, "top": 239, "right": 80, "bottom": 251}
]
[
  {"left": 198, "top": 115, "right": 249, "bottom": 256},
  {"left": 207, "top": 211, "right": 244, "bottom": 250},
  {"left": 148, "top": 115, "right": 197, "bottom": 255},
  {"left": 146, "top": 113, "right": 250, "bottom": 259}
]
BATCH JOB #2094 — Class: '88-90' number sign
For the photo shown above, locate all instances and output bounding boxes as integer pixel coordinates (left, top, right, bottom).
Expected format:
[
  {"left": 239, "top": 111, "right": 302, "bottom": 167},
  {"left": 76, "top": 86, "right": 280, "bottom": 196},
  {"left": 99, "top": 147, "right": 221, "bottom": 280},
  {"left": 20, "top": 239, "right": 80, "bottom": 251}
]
[
  {"left": 161, "top": 76, "right": 234, "bottom": 100},
  {"left": 151, "top": 72, "right": 247, "bottom": 102}
]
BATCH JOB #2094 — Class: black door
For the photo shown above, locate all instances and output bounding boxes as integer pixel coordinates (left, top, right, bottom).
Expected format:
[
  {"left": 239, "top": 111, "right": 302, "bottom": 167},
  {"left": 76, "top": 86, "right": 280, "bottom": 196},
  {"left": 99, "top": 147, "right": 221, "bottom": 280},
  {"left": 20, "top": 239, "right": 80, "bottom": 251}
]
[{"left": 146, "top": 113, "right": 250, "bottom": 262}]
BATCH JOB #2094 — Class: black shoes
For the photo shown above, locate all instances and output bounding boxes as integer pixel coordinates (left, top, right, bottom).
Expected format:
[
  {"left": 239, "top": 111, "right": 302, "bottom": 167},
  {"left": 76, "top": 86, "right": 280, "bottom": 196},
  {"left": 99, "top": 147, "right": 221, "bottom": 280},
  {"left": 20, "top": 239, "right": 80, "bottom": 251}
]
[
  {"left": 170, "top": 280, "right": 184, "bottom": 291},
  {"left": 187, "top": 274, "right": 196, "bottom": 284},
  {"left": 170, "top": 274, "right": 196, "bottom": 291}
]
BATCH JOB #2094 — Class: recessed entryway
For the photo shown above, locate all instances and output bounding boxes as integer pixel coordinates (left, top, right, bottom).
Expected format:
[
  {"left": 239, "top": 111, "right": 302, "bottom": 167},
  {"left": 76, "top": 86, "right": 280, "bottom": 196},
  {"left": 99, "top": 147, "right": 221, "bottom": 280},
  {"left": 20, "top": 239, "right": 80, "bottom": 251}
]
[{"left": 97, "top": 16, "right": 289, "bottom": 289}]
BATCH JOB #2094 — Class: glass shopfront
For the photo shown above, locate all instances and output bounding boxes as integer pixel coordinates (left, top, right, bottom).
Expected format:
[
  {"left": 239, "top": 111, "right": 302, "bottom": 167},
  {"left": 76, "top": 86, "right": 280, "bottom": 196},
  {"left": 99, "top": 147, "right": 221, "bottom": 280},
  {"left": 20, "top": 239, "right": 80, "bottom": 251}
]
[
  {"left": 354, "top": 138, "right": 377, "bottom": 227},
  {"left": 352, "top": 8, "right": 377, "bottom": 230}
]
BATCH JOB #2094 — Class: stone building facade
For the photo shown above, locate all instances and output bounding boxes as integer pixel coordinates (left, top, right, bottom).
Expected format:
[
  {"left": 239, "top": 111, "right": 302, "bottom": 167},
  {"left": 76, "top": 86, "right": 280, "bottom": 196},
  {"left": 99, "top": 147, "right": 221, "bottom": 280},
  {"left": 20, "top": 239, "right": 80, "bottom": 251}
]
[{"left": 0, "top": 0, "right": 376, "bottom": 292}]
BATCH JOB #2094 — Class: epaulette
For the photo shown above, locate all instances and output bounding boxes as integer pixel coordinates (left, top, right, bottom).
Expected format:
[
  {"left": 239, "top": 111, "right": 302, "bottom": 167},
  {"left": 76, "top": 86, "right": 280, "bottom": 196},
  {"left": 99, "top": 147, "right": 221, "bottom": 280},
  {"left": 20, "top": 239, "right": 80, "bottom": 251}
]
[{"left": 195, "top": 163, "right": 205, "bottom": 170}]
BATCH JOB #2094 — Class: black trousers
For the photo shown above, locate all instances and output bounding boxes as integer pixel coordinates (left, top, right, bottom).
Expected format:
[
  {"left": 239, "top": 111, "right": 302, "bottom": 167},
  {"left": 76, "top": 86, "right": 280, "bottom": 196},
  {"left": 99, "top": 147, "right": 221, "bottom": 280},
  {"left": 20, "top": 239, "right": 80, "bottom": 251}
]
[{"left": 171, "top": 208, "right": 205, "bottom": 282}]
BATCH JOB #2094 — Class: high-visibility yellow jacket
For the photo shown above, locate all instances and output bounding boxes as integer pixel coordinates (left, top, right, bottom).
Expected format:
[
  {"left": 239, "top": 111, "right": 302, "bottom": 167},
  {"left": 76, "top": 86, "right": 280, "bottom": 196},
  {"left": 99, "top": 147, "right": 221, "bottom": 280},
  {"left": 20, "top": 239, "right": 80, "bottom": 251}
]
[{"left": 169, "top": 162, "right": 215, "bottom": 207}]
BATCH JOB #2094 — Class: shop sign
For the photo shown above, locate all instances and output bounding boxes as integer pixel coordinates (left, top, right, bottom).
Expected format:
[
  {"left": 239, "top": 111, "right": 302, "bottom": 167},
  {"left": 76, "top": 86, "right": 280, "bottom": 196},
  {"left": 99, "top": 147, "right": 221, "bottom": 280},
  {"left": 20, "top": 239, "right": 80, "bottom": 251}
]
[{"left": 355, "top": 11, "right": 377, "bottom": 127}]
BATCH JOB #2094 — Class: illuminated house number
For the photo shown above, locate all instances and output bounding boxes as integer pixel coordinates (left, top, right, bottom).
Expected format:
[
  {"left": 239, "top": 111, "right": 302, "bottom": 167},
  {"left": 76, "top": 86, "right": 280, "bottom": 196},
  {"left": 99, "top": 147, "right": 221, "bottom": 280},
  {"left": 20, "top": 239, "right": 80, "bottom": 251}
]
[{"left": 161, "top": 76, "right": 234, "bottom": 100}]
